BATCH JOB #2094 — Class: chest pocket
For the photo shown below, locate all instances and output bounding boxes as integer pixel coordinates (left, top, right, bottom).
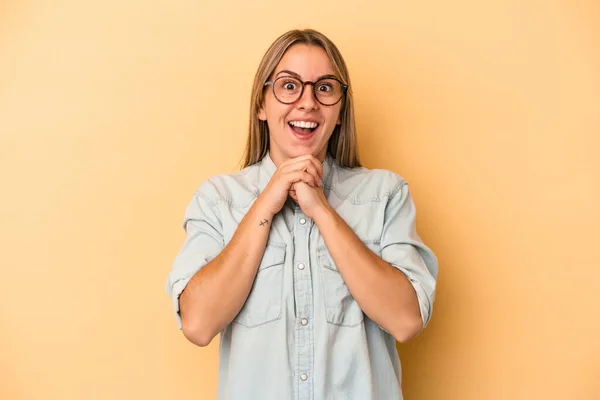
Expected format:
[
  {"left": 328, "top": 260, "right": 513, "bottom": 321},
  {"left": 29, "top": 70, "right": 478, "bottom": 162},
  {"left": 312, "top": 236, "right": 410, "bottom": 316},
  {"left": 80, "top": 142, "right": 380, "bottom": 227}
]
[
  {"left": 318, "top": 240, "right": 382, "bottom": 327},
  {"left": 233, "top": 243, "right": 286, "bottom": 328}
]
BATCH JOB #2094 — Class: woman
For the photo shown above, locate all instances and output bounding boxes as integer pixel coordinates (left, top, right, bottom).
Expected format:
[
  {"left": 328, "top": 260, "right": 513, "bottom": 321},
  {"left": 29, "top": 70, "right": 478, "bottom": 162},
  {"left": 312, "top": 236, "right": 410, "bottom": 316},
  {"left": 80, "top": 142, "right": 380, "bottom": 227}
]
[{"left": 166, "top": 29, "right": 438, "bottom": 400}]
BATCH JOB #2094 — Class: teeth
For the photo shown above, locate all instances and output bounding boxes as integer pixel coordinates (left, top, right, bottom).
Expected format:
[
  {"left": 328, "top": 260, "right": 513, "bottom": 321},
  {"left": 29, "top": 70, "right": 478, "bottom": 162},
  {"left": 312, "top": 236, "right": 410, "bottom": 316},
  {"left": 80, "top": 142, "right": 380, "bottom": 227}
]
[{"left": 290, "top": 121, "right": 318, "bottom": 129}]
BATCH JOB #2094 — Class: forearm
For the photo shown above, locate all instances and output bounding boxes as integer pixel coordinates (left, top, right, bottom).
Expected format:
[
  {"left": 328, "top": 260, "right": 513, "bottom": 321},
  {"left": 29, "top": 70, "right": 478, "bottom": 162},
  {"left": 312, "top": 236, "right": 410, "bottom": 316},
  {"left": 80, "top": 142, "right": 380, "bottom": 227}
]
[
  {"left": 313, "top": 206, "right": 422, "bottom": 342},
  {"left": 179, "top": 199, "right": 274, "bottom": 346}
]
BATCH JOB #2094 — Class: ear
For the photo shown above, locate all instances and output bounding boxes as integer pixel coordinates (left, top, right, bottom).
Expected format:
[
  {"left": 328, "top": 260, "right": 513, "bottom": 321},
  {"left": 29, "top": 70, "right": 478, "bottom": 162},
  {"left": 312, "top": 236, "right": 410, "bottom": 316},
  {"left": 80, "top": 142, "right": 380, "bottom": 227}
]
[{"left": 258, "top": 106, "right": 267, "bottom": 121}]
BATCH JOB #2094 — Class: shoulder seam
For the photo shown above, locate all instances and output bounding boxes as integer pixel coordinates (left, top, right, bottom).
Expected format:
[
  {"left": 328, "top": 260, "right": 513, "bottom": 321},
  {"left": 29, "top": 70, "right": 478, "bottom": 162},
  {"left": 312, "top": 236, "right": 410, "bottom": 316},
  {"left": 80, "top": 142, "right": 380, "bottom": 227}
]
[
  {"left": 195, "top": 190, "right": 218, "bottom": 207},
  {"left": 389, "top": 179, "right": 408, "bottom": 198}
]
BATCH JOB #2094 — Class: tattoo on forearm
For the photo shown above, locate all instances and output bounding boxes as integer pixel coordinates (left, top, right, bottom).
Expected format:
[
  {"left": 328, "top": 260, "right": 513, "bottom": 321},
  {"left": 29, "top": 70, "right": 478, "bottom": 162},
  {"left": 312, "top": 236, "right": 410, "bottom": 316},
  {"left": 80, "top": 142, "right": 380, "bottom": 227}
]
[{"left": 259, "top": 219, "right": 269, "bottom": 227}]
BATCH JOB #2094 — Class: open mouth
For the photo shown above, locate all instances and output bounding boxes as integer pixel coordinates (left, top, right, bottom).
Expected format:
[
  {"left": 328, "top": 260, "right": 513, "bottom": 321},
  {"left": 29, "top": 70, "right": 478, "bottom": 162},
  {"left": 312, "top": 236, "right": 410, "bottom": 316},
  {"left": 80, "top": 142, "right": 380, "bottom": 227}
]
[{"left": 288, "top": 120, "right": 319, "bottom": 135}]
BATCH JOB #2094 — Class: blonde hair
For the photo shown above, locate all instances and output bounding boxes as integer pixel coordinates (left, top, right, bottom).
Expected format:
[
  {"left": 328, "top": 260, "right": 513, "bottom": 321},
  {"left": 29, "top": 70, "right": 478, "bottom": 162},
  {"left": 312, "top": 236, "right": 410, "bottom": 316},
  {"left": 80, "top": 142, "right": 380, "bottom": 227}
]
[{"left": 242, "top": 29, "right": 361, "bottom": 168}]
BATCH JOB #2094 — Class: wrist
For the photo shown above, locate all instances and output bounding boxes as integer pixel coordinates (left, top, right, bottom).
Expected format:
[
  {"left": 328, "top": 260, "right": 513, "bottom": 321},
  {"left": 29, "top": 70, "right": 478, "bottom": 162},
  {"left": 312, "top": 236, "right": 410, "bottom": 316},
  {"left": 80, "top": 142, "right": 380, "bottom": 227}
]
[
  {"left": 251, "top": 197, "right": 275, "bottom": 221},
  {"left": 311, "top": 203, "right": 336, "bottom": 226}
]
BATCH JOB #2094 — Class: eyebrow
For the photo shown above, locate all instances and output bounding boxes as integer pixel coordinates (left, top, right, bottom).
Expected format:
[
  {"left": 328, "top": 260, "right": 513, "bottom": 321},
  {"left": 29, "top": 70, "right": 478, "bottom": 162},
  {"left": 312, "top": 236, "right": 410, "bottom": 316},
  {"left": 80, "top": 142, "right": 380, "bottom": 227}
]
[{"left": 276, "top": 69, "right": 339, "bottom": 81}]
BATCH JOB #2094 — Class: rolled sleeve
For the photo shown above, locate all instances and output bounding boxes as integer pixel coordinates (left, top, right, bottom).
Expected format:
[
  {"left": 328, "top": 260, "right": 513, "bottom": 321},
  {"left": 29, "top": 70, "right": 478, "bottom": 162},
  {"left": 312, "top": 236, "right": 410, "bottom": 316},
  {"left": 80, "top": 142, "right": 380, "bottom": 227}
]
[
  {"left": 380, "top": 180, "right": 438, "bottom": 328},
  {"left": 165, "top": 185, "right": 224, "bottom": 329}
]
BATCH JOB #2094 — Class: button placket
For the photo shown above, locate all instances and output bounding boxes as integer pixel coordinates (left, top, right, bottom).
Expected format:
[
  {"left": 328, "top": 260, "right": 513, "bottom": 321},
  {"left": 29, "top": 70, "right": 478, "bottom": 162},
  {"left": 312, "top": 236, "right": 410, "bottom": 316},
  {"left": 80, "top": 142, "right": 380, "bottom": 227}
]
[{"left": 293, "top": 209, "right": 313, "bottom": 399}]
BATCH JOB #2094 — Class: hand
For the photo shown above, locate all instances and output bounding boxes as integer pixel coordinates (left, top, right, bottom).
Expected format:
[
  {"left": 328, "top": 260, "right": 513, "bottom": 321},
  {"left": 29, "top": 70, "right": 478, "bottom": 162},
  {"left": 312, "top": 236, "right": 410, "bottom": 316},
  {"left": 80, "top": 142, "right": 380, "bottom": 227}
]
[
  {"left": 289, "top": 180, "right": 331, "bottom": 220},
  {"left": 286, "top": 155, "right": 331, "bottom": 220},
  {"left": 255, "top": 155, "right": 323, "bottom": 217}
]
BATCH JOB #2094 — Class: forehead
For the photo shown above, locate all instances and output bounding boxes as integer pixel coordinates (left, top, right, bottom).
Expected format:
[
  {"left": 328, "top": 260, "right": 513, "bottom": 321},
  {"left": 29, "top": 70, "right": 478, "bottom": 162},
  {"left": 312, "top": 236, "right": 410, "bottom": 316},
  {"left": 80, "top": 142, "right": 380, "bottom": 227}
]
[{"left": 274, "top": 44, "right": 335, "bottom": 79}]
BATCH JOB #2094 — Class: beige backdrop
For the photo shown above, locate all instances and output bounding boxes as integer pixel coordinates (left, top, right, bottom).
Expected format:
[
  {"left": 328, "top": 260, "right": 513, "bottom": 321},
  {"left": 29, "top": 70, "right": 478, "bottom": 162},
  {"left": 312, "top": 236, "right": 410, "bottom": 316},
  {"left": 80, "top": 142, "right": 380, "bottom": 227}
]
[{"left": 1, "top": 0, "right": 599, "bottom": 399}]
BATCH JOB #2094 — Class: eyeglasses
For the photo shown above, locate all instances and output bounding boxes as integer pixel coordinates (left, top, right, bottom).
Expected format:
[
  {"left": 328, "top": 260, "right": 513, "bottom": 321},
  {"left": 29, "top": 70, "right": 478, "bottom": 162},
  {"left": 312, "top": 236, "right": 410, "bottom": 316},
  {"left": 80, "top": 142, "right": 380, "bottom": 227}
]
[{"left": 264, "top": 75, "right": 348, "bottom": 106}]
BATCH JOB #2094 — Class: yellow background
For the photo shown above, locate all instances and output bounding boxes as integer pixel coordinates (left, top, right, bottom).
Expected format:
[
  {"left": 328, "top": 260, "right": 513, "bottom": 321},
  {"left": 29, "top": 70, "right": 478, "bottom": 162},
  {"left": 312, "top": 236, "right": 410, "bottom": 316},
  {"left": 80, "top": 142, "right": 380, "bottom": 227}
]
[{"left": 1, "top": 0, "right": 599, "bottom": 399}]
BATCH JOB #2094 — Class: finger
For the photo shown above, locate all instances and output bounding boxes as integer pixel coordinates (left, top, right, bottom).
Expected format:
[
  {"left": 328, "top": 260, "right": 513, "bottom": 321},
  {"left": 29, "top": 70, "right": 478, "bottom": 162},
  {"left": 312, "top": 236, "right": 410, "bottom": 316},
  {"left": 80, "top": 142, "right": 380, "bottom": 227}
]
[
  {"left": 301, "top": 173, "right": 320, "bottom": 188},
  {"left": 282, "top": 155, "right": 324, "bottom": 178},
  {"left": 303, "top": 164, "right": 321, "bottom": 183},
  {"left": 280, "top": 154, "right": 315, "bottom": 169},
  {"left": 306, "top": 156, "right": 324, "bottom": 179},
  {"left": 295, "top": 166, "right": 322, "bottom": 187},
  {"left": 284, "top": 158, "right": 323, "bottom": 180},
  {"left": 290, "top": 155, "right": 323, "bottom": 179},
  {"left": 281, "top": 159, "right": 310, "bottom": 173},
  {"left": 290, "top": 171, "right": 318, "bottom": 187}
]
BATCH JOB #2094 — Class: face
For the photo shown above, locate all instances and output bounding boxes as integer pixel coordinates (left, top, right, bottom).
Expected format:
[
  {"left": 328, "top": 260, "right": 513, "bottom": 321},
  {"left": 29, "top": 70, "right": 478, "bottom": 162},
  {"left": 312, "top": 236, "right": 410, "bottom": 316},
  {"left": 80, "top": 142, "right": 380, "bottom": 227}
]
[{"left": 258, "top": 44, "right": 343, "bottom": 165}]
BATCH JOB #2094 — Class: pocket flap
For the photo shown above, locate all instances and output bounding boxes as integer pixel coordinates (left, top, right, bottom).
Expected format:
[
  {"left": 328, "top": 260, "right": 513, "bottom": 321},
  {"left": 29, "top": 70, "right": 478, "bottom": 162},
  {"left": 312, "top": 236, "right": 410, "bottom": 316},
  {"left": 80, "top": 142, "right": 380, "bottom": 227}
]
[
  {"left": 317, "top": 249, "right": 337, "bottom": 272},
  {"left": 259, "top": 244, "right": 286, "bottom": 271}
]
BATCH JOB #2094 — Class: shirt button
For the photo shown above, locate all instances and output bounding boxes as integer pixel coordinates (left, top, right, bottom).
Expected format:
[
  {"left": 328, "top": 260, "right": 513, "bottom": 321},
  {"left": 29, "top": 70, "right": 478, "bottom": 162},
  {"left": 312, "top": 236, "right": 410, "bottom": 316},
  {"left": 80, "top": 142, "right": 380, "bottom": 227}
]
[
  {"left": 300, "top": 373, "right": 308, "bottom": 381},
  {"left": 301, "top": 318, "right": 308, "bottom": 326},
  {"left": 299, "top": 218, "right": 307, "bottom": 225},
  {"left": 297, "top": 263, "right": 305, "bottom": 270}
]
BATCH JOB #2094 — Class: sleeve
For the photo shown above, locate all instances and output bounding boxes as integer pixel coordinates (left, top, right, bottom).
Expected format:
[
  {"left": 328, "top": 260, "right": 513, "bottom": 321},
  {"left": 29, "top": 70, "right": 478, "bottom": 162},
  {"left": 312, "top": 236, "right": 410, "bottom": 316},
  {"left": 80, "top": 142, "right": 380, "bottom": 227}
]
[
  {"left": 380, "top": 180, "right": 438, "bottom": 329},
  {"left": 165, "top": 186, "right": 224, "bottom": 329}
]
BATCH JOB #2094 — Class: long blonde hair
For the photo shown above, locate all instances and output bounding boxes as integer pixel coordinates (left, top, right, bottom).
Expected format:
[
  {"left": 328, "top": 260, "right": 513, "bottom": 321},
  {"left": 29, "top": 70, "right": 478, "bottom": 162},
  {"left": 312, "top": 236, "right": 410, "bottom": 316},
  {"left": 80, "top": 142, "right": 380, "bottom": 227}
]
[{"left": 242, "top": 29, "right": 361, "bottom": 168}]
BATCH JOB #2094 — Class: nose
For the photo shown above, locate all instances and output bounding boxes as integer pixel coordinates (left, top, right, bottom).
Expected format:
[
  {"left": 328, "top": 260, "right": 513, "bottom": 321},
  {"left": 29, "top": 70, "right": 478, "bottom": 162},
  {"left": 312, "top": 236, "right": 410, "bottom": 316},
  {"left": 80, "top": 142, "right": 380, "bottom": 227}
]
[{"left": 297, "top": 83, "right": 318, "bottom": 111}]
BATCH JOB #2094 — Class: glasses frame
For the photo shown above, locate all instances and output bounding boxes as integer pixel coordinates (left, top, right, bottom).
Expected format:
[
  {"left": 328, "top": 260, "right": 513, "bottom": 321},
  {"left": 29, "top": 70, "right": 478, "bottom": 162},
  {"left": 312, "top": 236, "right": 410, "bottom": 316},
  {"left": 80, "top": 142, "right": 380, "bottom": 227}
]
[{"left": 264, "top": 75, "right": 349, "bottom": 106}]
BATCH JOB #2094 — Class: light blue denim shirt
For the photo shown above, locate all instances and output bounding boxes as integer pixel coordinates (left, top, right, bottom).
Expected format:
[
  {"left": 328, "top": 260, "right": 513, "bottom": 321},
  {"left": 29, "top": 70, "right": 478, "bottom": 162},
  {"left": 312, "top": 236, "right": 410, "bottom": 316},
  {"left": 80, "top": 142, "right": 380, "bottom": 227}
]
[{"left": 166, "top": 152, "right": 438, "bottom": 400}]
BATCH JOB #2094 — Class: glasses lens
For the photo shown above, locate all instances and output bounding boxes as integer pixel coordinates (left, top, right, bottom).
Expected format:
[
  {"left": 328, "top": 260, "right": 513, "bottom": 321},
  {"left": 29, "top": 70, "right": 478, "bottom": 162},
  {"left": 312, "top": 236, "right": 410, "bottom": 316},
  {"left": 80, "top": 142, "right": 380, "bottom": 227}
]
[
  {"left": 274, "top": 77, "right": 303, "bottom": 103},
  {"left": 314, "top": 79, "right": 343, "bottom": 105}
]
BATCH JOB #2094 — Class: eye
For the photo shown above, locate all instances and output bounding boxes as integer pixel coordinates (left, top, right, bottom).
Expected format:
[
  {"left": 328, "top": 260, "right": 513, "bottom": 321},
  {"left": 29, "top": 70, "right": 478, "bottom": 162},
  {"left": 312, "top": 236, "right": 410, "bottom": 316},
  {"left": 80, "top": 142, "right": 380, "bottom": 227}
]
[
  {"left": 317, "top": 83, "right": 333, "bottom": 92},
  {"left": 282, "top": 80, "right": 298, "bottom": 91}
]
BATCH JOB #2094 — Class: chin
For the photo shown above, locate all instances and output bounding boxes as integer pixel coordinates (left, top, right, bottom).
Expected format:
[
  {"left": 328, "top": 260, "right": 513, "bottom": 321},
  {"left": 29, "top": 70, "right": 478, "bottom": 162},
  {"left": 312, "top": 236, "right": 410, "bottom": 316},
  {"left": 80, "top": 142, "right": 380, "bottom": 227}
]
[
  {"left": 286, "top": 146, "right": 318, "bottom": 158},
  {"left": 277, "top": 141, "right": 327, "bottom": 162}
]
